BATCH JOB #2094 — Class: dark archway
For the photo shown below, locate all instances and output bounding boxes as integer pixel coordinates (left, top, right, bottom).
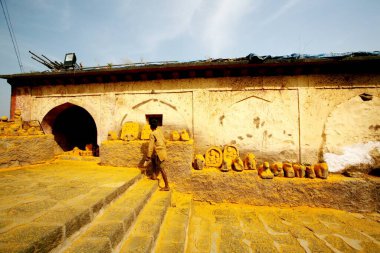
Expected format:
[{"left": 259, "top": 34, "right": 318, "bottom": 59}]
[{"left": 42, "top": 103, "right": 98, "bottom": 153}]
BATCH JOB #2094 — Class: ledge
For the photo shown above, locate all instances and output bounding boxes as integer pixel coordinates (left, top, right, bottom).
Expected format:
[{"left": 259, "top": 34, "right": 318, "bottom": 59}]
[{"left": 179, "top": 169, "right": 380, "bottom": 213}]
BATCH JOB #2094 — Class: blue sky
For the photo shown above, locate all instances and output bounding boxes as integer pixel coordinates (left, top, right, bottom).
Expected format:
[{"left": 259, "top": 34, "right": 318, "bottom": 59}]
[{"left": 1, "top": 0, "right": 379, "bottom": 117}]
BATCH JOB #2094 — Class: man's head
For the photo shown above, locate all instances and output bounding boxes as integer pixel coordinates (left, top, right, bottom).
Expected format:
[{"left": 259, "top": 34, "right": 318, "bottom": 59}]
[{"left": 149, "top": 119, "right": 158, "bottom": 130}]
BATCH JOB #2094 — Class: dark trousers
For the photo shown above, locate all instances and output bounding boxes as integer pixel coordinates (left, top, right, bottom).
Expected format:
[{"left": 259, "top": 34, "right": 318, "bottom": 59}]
[{"left": 151, "top": 154, "right": 169, "bottom": 188}]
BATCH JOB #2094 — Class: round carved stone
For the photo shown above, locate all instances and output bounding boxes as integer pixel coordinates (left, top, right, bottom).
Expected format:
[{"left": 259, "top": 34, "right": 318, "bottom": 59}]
[{"left": 205, "top": 147, "right": 223, "bottom": 168}]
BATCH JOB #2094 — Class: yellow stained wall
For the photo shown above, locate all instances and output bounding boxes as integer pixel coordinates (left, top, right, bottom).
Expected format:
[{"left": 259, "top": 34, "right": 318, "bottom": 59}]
[{"left": 13, "top": 73, "right": 380, "bottom": 164}]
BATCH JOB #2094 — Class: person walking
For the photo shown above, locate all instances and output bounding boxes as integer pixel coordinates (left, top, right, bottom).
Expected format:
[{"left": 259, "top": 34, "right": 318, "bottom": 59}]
[{"left": 143, "top": 119, "right": 170, "bottom": 191}]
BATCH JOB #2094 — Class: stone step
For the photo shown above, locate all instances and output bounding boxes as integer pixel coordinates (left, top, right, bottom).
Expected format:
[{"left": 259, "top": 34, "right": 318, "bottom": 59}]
[
  {"left": 154, "top": 192, "right": 192, "bottom": 253},
  {"left": 55, "top": 155, "right": 101, "bottom": 163},
  {"left": 0, "top": 164, "right": 142, "bottom": 253},
  {"left": 61, "top": 178, "right": 158, "bottom": 253},
  {"left": 118, "top": 189, "right": 172, "bottom": 253}
]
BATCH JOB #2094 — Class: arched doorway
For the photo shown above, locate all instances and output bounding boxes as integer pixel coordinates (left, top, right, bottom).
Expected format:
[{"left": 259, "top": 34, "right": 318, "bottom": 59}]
[{"left": 41, "top": 103, "right": 98, "bottom": 153}]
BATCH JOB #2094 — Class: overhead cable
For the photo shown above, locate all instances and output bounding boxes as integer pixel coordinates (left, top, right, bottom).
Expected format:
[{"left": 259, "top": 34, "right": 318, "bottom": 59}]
[{"left": 0, "top": 0, "right": 23, "bottom": 72}]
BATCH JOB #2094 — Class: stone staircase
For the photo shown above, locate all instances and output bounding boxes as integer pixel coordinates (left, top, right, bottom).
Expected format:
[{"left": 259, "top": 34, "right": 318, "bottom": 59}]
[
  {"left": 1, "top": 161, "right": 379, "bottom": 253},
  {"left": 51, "top": 177, "right": 192, "bottom": 253}
]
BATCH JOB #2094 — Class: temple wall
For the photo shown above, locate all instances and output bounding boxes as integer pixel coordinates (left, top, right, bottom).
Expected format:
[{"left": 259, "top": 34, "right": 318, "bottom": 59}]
[{"left": 12, "top": 73, "right": 380, "bottom": 166}]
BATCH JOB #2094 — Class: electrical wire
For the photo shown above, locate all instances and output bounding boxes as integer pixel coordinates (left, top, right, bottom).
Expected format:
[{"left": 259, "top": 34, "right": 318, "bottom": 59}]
[{"left": 0, "top": 0, "right": 23, "bottom": 72}]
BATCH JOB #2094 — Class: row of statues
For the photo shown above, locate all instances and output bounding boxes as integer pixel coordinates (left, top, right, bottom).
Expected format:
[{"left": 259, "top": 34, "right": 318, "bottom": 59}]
[
  {"left": 193, "top": 145, "right": 329, "bottom": 179},
  {"left": 108, "top": 121, "right": 190, "bottom": 141},
  {"left": 258, "top": 161, "right": 328, "bottom": 179},
  {"left": 64, "top": 144, "right": 95, "bottom": 156},
  {"left": 0, "top": 110, "right": 44, "bottom": 136}
]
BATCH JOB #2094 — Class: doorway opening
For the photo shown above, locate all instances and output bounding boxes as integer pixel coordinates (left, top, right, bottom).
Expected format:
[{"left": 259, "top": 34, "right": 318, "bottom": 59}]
[{"left": 42, "top": 103, "right": 98, "bottom": 154}]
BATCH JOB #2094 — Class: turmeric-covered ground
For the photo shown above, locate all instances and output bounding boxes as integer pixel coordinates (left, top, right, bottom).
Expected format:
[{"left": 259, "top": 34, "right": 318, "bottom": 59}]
[
  {"left": 0, "top": 160, "right": 379, "bottom": 252},
  {"left": 187, "top": 202, "right": 380, "bottom": 253}
]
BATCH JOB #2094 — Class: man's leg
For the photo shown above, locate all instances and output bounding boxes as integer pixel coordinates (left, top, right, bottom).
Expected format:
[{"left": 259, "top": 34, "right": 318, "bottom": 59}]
[
  {"left": 158, "top": 160, "right": 170, "bottom": 191},
  {"left": 150, "top": 155, "right": 159, "bottom": 180}
]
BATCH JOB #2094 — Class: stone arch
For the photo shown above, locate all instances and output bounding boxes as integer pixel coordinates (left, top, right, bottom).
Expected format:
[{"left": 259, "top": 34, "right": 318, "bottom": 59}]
[
  {"left": 41, "top": 103, "right": 98, "bottom": 152},
  {"left": 323, "top": 94, "right": 380, "bottom": 154}
]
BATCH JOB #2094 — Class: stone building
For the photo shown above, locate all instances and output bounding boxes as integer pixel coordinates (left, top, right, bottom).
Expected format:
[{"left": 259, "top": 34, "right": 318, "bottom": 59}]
[{"left": 1, "top": 53, "right": 380, "bottom": 171}]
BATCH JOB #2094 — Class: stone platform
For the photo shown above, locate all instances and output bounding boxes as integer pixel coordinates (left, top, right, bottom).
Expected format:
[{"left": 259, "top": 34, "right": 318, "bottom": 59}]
[
  {"left": 179, "top": 169, "right": 380, "bottom": 213},
  {"left": 99, "top": 139, "right": 379, "bottom": 213},
  {"left": 0, "top": 135, "right": 56, "bottom": 168},
  {"left": 0, "top": 160, "right": 142, "bottom": 252},
  {"left": 100, "top": 140, "right": 194, "bottom": 182},
  {"left": 0, "top": 160, "right": 379, "bottom": 252}
]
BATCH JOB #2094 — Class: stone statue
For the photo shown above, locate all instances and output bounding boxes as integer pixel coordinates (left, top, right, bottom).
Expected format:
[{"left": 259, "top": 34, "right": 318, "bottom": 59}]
[
  {"left": 305, "top": 164, "right": 316, "bottom": 179},
  {"left": 222, "top": 145, "right": 243, "bottom": 172},
  {"left": 27, "top": 127, "right": 37, "bottom": 135},
  {"left": 270, "top": 162, "right": 284, "bottom": 177},
  {"left": 243, "top": 153, "right": 257, "bottom": 170},
  {"left": 180, "top": 129, "right": 190, "bottom": 141},
  {"left": 314, "top": 162, "right": 329, "bottom": 179},
  {"left": 193, "top": 154, "right": 205, "bottom": 170},
  {"left": 13, "top": 109, "right": 22, "bottom": 124},
  {"left": 83, "top": 144, "right": 94, "bottom": 156},
  {"left": 72, "top": 147, "right": 81, "bottom": 156},
  {"left": 293, "top": 163, "right": 306, "bottom": 178},
  {"left": 282, "top": 162, "right": 295, "bottom": 178},
  {"left": 259, "top": 162, "right": 274, "bottom": 179},
  {"left": 171, "top": 130, "right": 180, "bottom": 141},
  {"left": 0, "top": 116, "right": 7, "bottom": 136},
  {"left": 9, "top": 109, "right": 23, "bottom": 134},
  {"left": 67, "top": 146, "right": 93, "bottom": 156},
  {"left": 107, "top": 131, "right": 119, "bottom": 140},
  {"left": 0, "top": 111, "right": 45, "bottom": 137},
  {"left": 205, "top": 147, "right": 223, "bottom": 168},
  {"left": 140, "top": 124, "right": 152, "bottom": 140},
  {"left": 120, "top": 122, "right": 140, "bottom": 141}
]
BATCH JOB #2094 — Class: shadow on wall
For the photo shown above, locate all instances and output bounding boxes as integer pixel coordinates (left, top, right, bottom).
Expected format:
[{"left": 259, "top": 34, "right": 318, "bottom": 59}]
[{"left": 41, "top": 103, "right": 98, "bottom": 152}]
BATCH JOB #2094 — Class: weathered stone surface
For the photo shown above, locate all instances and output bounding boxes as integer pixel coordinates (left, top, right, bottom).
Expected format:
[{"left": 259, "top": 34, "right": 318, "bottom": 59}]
[
  {"left": 85, "top": 222, "right": 125, "bottom": 248},
  {"left": 65, "top": 238, "right": 112, "bottom": 253},
  {"left": 0, "top": 199, "right": 58, "bottom": 222},
  {"left": 0, "top": 135, "right": 56, "bottom": 168},
  {"left": 100, "top": 140, "right": 145, "bottom": 167},
  {"left": 33, "top": 205, "right": 91, "bottom": 237},
  {"left": 119, "top": 191, "right": 171, "bottom": 252},
  {"left": 100, "top": 140, "right": 193, "bottom": 183},
  {"left": 179, "top": 171, "right": 380, "bottom": 212},
  {"left": 0, "top": 161, "right": 142, "bottom": 251},
  {"left": 64, "top": 179, "right": 157, "bottom": 252},
  {"left": 0, "top": 224, "right": 63, "bottom": 253},
  {"left": 188, "top": 202, "right": 380, "bottom": 253},
  {"left": 120, "top": 235, "right": 153, "bottom": 253},
  {"left": 0, "top": 242, "right": 35, "bottom": 253},
  {"left": 165, "top": 140, "right": 193, "bottom": 182},
  {"left": 155, "top": 193, "right": 192, "bottom": 253}
]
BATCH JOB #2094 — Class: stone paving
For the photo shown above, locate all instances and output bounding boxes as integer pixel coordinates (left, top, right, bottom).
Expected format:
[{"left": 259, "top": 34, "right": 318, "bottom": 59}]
[
  {"left": 187, "top": 202, "right": 380, "bottom": 253},
  {"left": 0, "top": 160, "right": 379, "bottom": 252},
  {"left": 0, "top": 160, "right": 142, "bottom": 252}
]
